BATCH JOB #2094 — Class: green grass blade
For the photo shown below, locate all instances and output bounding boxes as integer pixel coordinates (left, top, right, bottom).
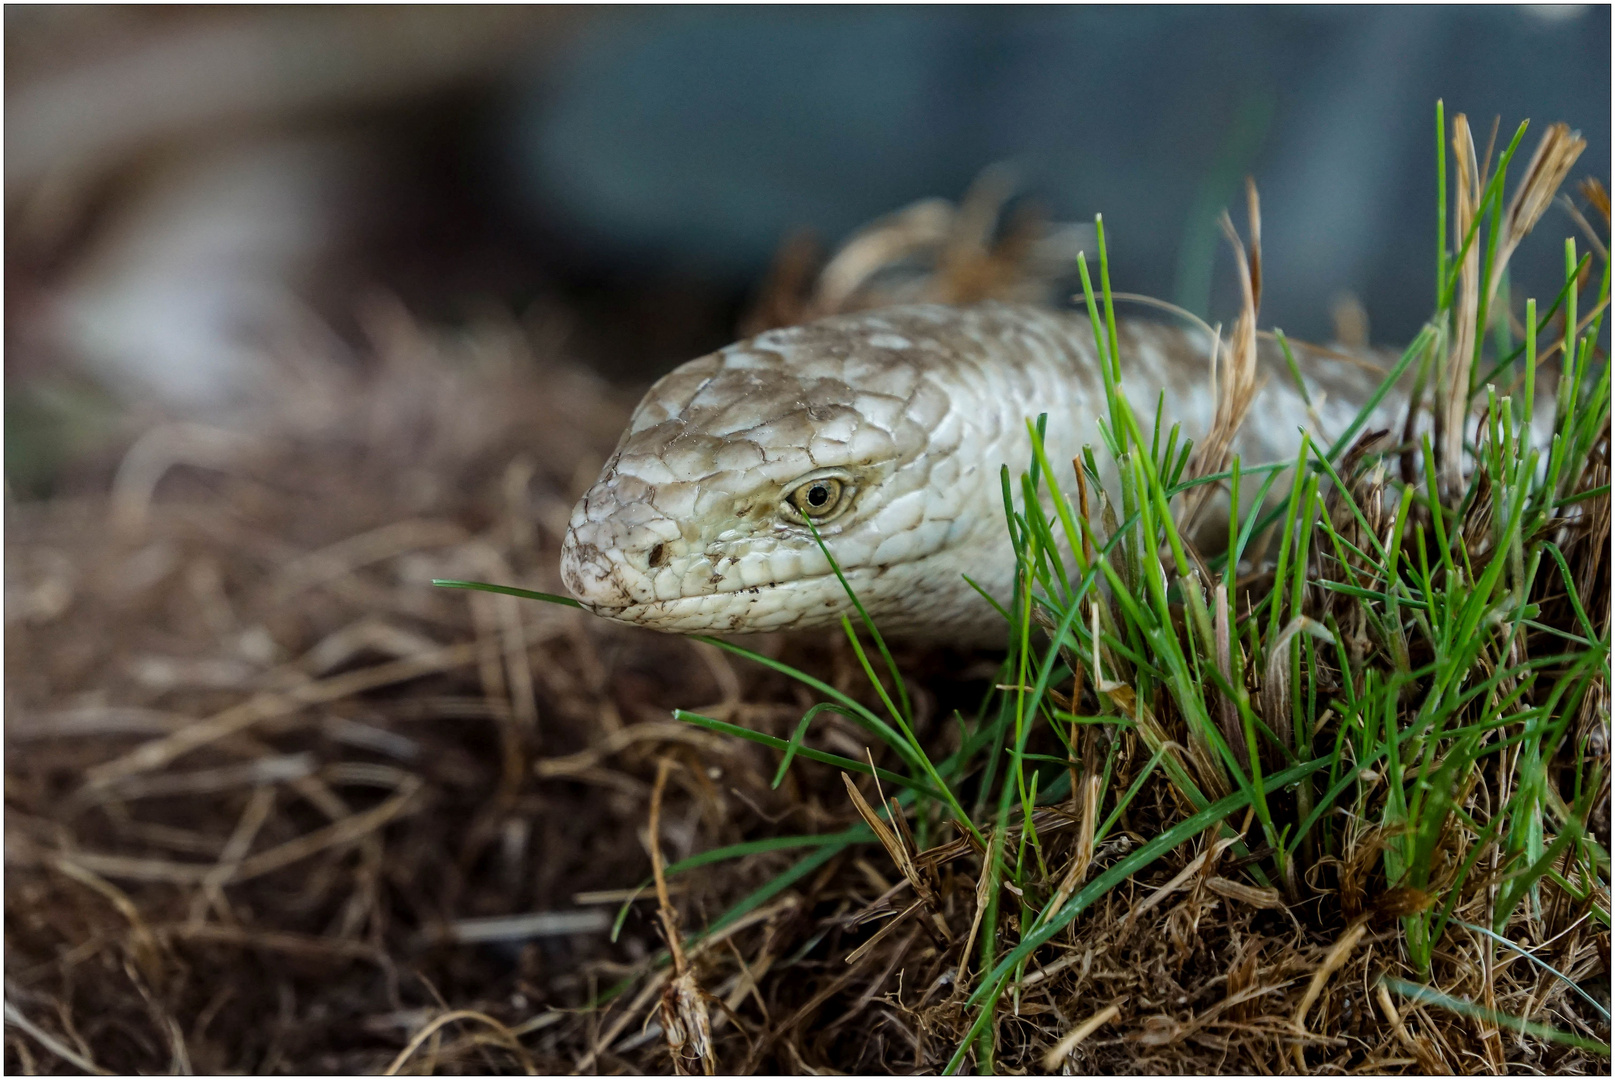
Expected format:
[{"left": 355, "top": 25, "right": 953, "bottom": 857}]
[
  {"left": 1382, "top": 977, "right": 1610, "bottom": 1055},
  {"left": 432, "top": 578, "right": 583, "bottom": 607}
]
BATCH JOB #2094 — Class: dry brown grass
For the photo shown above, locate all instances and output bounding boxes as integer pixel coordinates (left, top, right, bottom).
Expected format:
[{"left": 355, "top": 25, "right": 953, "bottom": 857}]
[
  {"left": 6, "top": 180, "right": 1609, "bottom": 1074},
  {"left": 1, "top": 296, "right": 1017, "bottom": 1073}
]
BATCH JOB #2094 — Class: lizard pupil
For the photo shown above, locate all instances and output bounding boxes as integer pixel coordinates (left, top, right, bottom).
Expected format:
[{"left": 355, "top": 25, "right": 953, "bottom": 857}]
[{"left": 808, "top": 484, "right": 829, "bottom": 506}]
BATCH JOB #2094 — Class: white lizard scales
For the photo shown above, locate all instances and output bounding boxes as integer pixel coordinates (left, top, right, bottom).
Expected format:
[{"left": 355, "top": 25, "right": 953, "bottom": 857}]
[{"left": 557, "top": 301, "right": 1458, "bottom": 644}]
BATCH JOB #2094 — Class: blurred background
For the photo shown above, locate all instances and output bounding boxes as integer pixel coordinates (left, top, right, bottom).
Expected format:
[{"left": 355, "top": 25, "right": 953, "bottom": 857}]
[
  {"left": 6, "top": 4, "right": 1610, "bottom": 496},
  {"left": 4, "top": 9, "right": 1610, "bottom": 1072}
]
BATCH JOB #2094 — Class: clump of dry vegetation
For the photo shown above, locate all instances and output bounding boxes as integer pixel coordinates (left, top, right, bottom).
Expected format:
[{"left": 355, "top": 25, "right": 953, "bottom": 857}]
[
  {"left": 0, "top": 295, "right": 1014, "bottom": 1073},
  {"left": 5, "top": 116, "right": 1610, "bottom": 1076}
]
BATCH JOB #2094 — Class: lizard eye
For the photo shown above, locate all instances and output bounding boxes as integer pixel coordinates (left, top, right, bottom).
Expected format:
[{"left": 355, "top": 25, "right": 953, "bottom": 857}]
[{"left": 783, "top": 475, "right": 850, "bottom": 523}]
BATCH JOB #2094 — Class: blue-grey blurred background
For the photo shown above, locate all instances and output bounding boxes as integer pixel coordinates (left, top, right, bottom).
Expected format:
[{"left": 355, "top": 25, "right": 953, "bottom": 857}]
[
  {"left": 510, "top": 5, "right": 1608, "bottom": 342},
  {"left": 6, "top": 5, "right": 1610, "bottom": 492}
]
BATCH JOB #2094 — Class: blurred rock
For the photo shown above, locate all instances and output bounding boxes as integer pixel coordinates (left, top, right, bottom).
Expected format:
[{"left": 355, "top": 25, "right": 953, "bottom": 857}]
[
  {"left": 5, "top": 5, "right": 588, "bottom": 417},
  {"left": 49, "top": 135, "right": 362, "bottom": 408}
]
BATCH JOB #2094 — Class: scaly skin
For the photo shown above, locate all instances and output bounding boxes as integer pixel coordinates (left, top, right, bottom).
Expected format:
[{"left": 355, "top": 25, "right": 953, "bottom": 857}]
[{"left": 560, "top": 301, "right": 1403, "bottom": 644}]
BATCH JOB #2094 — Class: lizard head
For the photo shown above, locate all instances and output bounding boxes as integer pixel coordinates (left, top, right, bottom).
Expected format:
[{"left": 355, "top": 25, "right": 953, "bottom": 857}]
[{"left": 559, "top": 310, "right": 979, "bottom": 635}]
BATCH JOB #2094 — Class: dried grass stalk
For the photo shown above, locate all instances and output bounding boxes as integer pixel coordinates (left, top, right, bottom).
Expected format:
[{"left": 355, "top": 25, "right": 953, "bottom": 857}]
[
  {"left": 1041, "top": 1001, "right": 1123, "bottom": 1070},
  {"left": 1181, "top": 178, "right": 1262, "bottom": 530},
  {"left": 741, "top": 166, "right": 1090, "bottom": 332},
  {"left": 1291, "top": 919, "right": 1368, "bottom": 1069},
  {"left": 1440, "top": 117, "right": 1585, "bottom": 495},
  {"left": 651, "top": 759, "right": 717, "bottom": 1076},
  {"left": 1438, "top": 114, "right": 1484, "bottom": 497}
]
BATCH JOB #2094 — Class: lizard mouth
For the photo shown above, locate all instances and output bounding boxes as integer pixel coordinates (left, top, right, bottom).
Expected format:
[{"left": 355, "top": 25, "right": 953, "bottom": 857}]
[{"left": 577, "top": 570, "right": 879, "bottom": 635}]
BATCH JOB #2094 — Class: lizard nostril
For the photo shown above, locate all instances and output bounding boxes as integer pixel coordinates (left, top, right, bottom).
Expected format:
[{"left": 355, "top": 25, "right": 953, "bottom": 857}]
[{"left": 647, "top": 542, "right": 667, "bottom": 568}]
